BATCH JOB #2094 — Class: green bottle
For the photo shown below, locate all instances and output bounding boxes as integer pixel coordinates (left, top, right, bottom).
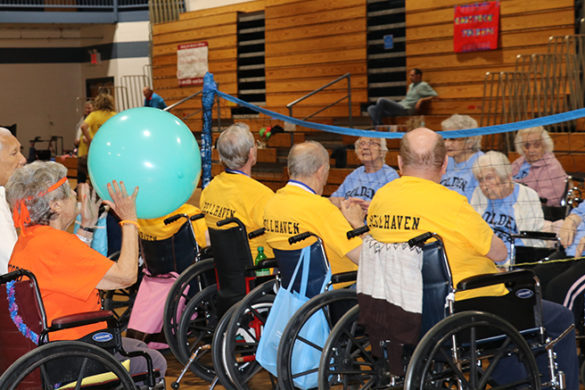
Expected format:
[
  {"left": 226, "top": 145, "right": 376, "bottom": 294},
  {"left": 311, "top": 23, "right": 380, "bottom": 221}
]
[{"left": 255, "top": 246, "right": 270, "bottom": 276}]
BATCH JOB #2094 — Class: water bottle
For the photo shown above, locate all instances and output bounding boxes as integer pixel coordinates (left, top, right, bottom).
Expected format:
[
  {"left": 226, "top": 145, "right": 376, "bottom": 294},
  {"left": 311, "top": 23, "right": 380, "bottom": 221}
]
[{"left": 254, "top": 246, "right": 270, "bottom": 276}]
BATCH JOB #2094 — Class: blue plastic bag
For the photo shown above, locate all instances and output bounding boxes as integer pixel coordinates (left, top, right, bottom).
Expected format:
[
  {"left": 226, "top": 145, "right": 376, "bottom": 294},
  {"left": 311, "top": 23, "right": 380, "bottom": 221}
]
[
  {"left": 256, "top": 245, "right": 331, "bottom": 389},
  {"left": 74, "top": 211, "right": 108, "bottom": 256}
]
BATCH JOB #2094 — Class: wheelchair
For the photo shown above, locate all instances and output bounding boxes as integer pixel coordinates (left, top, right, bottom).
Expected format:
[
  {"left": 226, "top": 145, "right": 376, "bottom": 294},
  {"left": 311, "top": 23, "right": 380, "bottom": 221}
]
[
  {"left": 213, "top": 230, "right": 360, "bottom": 390},
  {"left": 318, "top": 231, "right": 574, "bottom": 390},
  {"left": 171, "top": 217, "right": 277, "bottom": 387},
  {"left": 0, "top": 269, "right": 162, "bottom": 389}
]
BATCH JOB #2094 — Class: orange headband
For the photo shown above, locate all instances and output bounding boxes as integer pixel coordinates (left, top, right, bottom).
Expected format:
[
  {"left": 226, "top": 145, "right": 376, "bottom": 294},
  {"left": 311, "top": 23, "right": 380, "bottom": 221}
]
[{"left": 12, "top": 176, "right": 68, "bottom": 234}]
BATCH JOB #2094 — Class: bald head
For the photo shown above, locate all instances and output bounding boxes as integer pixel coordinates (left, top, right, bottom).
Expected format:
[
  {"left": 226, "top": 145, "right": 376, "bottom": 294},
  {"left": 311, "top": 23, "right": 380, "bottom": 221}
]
[
  {"left": 399, "top": 127, "right": 446, "bottom": 180},
  {"left": 0, "top": 129, "right": 26, "bottom": 186},
  {"left": 288, "top": 141, "right": 329, "bottom": 178}
]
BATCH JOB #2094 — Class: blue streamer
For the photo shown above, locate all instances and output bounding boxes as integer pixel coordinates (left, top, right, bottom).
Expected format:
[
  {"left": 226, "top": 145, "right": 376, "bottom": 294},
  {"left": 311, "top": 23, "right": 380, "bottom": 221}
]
[
  {"left": 201, "top": 72, "right": 217, "bottom": 187},
  {"left": 201, "top": 74, "right": 585, "bottom": 139}
]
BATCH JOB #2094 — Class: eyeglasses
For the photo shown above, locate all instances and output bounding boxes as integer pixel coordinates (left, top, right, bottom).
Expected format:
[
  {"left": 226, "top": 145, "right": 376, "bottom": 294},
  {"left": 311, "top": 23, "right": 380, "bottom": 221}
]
[
  {"left": 522, "top": 140, "right": 542, "bottom": 149},
  {"left": 356, "top": 140, "right": 381, "bottom": 148}
]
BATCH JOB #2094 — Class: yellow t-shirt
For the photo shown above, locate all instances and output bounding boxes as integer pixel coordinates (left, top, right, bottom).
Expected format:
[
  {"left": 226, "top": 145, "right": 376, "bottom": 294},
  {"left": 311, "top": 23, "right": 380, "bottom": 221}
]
[
  {"left": 200, "top": 171, "right": 274, "bottom": 259},
  {"left": 263, "top": 183, "right": 360, "bottom": 278},
  {"left": 138, "top": 203, "right": 208, "bottom": 247},
  {"left": 78, "top": 110, "right": 117, "bottom": 157},
  {"left": 368, "top": 175, "right": 505, "bottom": 300}
]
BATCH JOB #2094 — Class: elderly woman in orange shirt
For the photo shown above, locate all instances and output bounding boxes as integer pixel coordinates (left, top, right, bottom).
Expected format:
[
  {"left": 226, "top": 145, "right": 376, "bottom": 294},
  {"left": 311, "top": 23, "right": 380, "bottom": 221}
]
[{"left": 6, "top": 161, "right": 166, "bottom": 381}]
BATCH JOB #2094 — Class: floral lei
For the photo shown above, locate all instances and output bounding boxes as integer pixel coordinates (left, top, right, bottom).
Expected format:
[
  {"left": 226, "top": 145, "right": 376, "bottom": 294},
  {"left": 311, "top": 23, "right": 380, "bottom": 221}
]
[{"left": 6, "top": 281, "right": 39, "bottom": 345}]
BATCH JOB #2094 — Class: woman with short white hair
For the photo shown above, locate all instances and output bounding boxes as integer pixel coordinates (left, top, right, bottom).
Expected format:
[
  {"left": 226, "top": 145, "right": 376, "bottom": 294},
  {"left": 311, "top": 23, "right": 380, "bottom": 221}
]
[
  {"left": 471, "top": 151, "right": 545, "bottom": 266},
  {"left": 439, "top": 114, "right": 483, "bottom": 201},
  {"left": 329, "top": 136, "right": 398, "bottom": 211},
  {"left": 511, "top": 126, "right": 567, "bottom": 206}
]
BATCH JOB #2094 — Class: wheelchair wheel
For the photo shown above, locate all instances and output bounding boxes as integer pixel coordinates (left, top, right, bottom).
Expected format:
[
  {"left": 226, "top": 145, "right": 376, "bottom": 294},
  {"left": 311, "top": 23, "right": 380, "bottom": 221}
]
[
  {"left": 211, "top": 304, "right": 240, "bottom": 390},
  {"left": 405, "top": 311, "right": 540, "bottom": 390},
  {"left": 0, "top": 341, "right": 135, "bottom": 389},
  {"left": 318, "top": 305, "right": 382, "bottom": 389},
  {"left": 101, "top": 252, "right": 141, "bottom": 330},
  {"left": 175, "top": 283, "right": 219, "bottom": 382},
  {"left": 163, "top": 258, "right": 215, "bottom": 360},
  {"left": 224, "top": 279, "right": 277, "bottom": 390},
  {"left": 277, "top": 288, "right": 357, "bottom": 390}
]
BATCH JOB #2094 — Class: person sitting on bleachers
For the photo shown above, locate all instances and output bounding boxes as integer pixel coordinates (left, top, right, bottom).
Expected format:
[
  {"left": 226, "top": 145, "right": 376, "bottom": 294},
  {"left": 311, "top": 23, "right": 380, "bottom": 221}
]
[
  {"left": 329, "top": 136, "right": 398, "bottom": 212},
  {"left": 471, "top": 151, "right": 545, "bottom": 267},
  {"left": 367, "top": 68, "right": 437, "bottom": 127},
  {"left": 199, "top": 122, "right": 274, "bottom": 260},
  {"left": 5, "top": 161, "right": 166, "bottom": 380},
  {"left": 511, "top": 126, "right": 567, "bottom": 207},
  {"left": 439, "top": 114, "right": 483, "bottom": 201}
]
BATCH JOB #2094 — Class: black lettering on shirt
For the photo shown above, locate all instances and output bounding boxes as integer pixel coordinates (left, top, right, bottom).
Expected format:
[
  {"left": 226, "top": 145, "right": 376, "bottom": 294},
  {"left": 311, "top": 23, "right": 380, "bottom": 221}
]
[{"left": 368, "top": 213, "right": 421, "bottom": 231}]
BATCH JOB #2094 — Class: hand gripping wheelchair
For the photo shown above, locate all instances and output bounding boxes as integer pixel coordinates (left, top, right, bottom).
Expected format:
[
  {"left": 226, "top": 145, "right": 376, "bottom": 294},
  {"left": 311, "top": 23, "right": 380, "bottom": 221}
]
[
  {"left": 212, "top": 230, "right": 359, "bottom": 390},
  {"left": 318, "top": 231, "right": 576, "bottom": 390},
  {"left": 0, "top": 269, "right": 163, "bottom": 389}
]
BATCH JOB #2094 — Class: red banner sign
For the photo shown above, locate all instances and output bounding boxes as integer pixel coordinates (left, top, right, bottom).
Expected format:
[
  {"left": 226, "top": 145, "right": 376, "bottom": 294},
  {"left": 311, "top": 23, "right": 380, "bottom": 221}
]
[
  {"left": 453, "top": 1, "right": 500, "bottom": 53},
  {"left": 177, "top": 41, "right": 208, "bottom": 86}
]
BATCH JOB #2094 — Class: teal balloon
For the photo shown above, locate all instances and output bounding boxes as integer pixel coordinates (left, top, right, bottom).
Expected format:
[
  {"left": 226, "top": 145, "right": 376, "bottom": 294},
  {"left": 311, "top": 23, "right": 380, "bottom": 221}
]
[{"left": 88, "top": 107, "right": 201, "bottom": 219}]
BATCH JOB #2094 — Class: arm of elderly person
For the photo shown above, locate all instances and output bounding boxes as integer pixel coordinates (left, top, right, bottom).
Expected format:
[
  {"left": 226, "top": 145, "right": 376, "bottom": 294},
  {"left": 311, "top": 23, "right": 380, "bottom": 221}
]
[
  {"left": 486, "top": 234, "right": 508, "bottom": 263},
  {"left": 96, "top": 181, "right": 140, "bottom": 290},
  {"left": 340, "top": 199, "right": 365, "bottom": 265}
]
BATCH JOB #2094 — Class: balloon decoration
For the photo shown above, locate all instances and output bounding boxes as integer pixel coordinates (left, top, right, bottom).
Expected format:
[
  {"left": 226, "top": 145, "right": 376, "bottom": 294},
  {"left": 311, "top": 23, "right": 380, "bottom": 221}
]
[{"left": 88, "top": 107, "right": 201, "bottom": 219}]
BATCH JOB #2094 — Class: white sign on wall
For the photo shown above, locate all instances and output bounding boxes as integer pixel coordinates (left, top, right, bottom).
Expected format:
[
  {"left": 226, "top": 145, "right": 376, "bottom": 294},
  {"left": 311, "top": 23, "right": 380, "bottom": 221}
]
[{"left": 177, "top": 41, "right": 208, "bottom": 86}]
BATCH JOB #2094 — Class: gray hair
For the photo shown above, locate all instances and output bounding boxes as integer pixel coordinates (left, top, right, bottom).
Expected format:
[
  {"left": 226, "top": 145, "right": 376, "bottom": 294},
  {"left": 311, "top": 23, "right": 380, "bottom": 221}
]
[
  {"left": 217, "top": 123, "right": 255, "bottom": 170},
  {"left": 472, "top": 151, "right": 512, "bottom": 181},
  {"left": 6, "top": 161, "right": 71, "bottom": 226},
  {"left": 514, "top": 126, "right": 554, "bottom": 156},
  {"left": 354, "top": 137, "right": 388, "bottom": 160},
  {"left": 441, "top": 114, "right": 482, "bottom": 152},
  {"left": 288, "top": 141, "right": 329, "bottom": 178}
]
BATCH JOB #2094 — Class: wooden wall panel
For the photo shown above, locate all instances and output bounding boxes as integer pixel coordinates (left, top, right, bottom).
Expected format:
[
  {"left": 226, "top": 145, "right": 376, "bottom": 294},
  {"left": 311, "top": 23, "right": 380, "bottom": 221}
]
[
  {"left": 264, "top": 0, "right": 367, "bottom": 121},
  {"left": 406, "top": 0, "right": 574, "bottom": 123}
]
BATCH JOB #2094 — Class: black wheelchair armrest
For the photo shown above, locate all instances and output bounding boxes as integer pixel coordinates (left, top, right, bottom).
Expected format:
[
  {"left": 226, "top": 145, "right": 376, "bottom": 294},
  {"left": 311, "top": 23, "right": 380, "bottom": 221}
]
[
  {"left": 512, "top": 230, "right": 558, "bottom": 241},
  {"left": 247, "top": 258, "right": 278, "bottom": 271},
  {"left": 49, "top": 310, "right": 115, "bottom": 331},
  {"left": 457, "top": 269, "right": 536, "bottom": 291},
  {"left": 331, "top": 271, "right": 357, "bottom": 284}
]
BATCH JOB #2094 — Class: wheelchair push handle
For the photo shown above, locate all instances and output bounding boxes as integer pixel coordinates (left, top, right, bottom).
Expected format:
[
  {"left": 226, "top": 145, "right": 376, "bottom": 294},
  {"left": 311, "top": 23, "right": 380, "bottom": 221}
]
[
  {"left": 164, "top": 213, "right": 190, "bottom": 225},
  {"left": 0, "top": 268, "right": 32, "bottom": 284},
  {"left": 346, "top": 225, "right": 369, "bottom": 239},
  {"left": 288, "top": 231, "right": 313, "bottom": 245},
  {"left": 248, "top": 227, "right": 265, "bottom": 239},
  {"left": 190, "top": 213, "right": 205, "bottom": 221},
  {"left": 408, "top": 232, "right": 434, "bottom": 248},
  {"left": 216, "top": 217, "right": 246, "bottom": 229}
]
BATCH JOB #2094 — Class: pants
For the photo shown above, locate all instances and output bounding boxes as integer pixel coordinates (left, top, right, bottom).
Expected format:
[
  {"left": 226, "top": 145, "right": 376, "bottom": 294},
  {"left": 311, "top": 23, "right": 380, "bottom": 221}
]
[
  {"left": 491, "top": 300, "right": 578, "bottom": 390},
  {"left": 367, "top": 98, "right": 410, "bottom": 126},
  {"left": 115, "top": 337, "right": 167, "bottom": 378}
]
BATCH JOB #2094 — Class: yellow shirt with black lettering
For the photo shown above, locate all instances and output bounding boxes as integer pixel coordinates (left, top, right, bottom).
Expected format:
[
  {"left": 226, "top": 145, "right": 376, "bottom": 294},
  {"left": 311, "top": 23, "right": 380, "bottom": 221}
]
[
  {"left": 263, "top": 184, "right": 360, "bottom": 278},
  {"left": 138, "top": 203, "right": 208, "bottom": 248},
  {"left": 199, "top": 172, "right": 274, "bottom": 259},
  {"left": 368, "top": 175, "right": 505, "bottom": 300}
]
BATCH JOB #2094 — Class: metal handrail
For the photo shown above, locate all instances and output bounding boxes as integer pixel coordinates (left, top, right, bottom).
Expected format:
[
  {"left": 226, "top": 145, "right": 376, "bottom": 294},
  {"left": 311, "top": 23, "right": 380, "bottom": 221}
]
[
  {"left": 164, "top": 88, "right": 222, "bottom": 131},
  {"left": 286, "top": 73, "right": 353, "bottom": 128}
]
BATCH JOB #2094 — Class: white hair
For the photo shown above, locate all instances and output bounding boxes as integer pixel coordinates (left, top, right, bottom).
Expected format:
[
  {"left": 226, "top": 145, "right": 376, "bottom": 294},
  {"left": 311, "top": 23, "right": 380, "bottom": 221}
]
[
  {"left": 472, "top": 151, "right": 512, "bottom": 181},
  {"left": 441, "top": 114, "right": 482, "bottom": 152},
  {"left": 514, "top": 126, "right": 554, "bottom": 156}
]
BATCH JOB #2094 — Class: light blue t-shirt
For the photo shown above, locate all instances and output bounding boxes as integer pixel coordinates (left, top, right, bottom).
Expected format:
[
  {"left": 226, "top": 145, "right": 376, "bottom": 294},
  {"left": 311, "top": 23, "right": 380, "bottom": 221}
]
[
  {"left": 480, "top": 184, "right": 521, "bottom": 263},
  {"left": 566, "top": 202, "right": 585, "bottom": 257},
  {"left": 440, "top": 151, "right": 483, "bottom": 201},
  {"left": 513, "top": 160, "right": 531, "bottom": 180},
  {"left": 331, "top": 165, "right": 399, "bottom": 201}
]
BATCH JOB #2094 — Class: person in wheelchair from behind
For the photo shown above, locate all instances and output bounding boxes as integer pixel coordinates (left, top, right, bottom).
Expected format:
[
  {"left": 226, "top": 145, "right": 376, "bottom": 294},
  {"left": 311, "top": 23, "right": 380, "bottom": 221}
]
[
  {"left": 470, "top": 151, "right": 547, "bottom": 267},
  {"left": 264, "top": 141, "right": 364, "bottom": 279},
  {"left": 5, "top": 161, "right": 167, "bottom": 380},
  {"left": 511, "top": 126, "right": 567, "bottom": 207},
  {"left": 367, "top": 128, "right": 578, "bottom": 389},
  {"left": 199, "top": 122, "right": 274, "bottom": 260}
]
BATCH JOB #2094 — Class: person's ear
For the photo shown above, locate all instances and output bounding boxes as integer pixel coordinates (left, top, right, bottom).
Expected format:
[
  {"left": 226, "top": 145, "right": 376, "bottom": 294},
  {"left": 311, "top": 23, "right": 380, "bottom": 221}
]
[
  {"left": 50, "top": 199, "right": 63, "bottom": 215},
  {"left": 397, "top": 155, "right": 403, "bottom": 174},
  {"left": 440, "top": 154, "right": 448, "bottom": 176}
]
